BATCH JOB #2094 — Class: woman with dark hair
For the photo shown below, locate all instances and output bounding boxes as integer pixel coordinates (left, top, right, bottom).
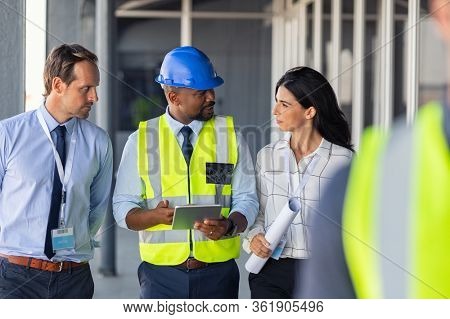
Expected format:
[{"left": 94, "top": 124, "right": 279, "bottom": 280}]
[{"left": 243, "top": 66, "right": 354, "bottom": 298}]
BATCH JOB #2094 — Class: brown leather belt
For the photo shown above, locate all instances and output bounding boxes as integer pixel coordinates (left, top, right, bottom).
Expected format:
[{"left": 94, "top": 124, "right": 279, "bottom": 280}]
[
  {"left": 0, "top": 254, "right": 88, "bottom": 272},
  {"left": 175, "top": 258, "right": 208, "bottom": 270}
]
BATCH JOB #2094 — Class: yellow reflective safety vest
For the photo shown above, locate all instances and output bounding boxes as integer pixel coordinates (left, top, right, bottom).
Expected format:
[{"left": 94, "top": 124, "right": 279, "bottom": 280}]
[
  {"left": 137, "top": 114, "right": 241, "bottom": 265},
  {"left": 343, "top": 102, "right": 450, "bottom": 298}
]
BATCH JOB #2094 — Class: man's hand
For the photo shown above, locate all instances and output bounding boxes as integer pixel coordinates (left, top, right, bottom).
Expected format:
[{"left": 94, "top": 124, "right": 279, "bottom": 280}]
[
  {"left": 194, "top": 218, "right": 229, "bottom": 241},
  {"left": 249, "top": 233, "right": 272, "bottom": 258},
  {"left": 152, "top": 200, "right": 174, "bottom": 225},
  {"left": 193, "top": 212, "right": 248, "bottom": 240},
  {"left": 125, "top": 200, "right": 174, "bottom": 230}
]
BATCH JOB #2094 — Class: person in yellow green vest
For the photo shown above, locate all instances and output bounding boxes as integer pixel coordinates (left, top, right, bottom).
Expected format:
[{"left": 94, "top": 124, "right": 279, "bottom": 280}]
[
  {"left": 297, "top": 0, "right": 450, "bottom": 299},
  {"left": 113, "top": 46, "right": 258, "bottom": 299}
]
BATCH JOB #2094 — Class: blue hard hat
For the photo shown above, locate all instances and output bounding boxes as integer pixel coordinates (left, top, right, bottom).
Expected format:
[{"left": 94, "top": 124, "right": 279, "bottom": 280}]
[{"left": 155, "top": 46, "right": 224, "bottom": 90}]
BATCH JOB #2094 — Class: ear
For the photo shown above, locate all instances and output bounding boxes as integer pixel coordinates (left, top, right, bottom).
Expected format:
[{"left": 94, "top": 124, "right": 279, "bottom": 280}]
[
  {"left": 167, "top": 91, "right": 180, "bottom": 106},
  {"left": 305, "top": 106, "right": 317, "bottom": 120},
  {"left": 52, "top": 77, "right": 66, "bottom": 95}
]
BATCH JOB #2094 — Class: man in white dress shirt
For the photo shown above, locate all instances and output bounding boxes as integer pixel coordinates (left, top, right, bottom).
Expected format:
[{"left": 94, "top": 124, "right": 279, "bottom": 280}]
[{"left": 0, "top": 43, "right": 113, "bottom": 298}]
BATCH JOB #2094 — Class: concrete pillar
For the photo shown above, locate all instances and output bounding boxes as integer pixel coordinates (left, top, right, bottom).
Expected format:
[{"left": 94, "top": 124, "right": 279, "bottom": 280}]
[
  {"left": 96, "top": 0, "right": 116, "bottom": 276},
  {"left": 0, "top": 0, "right": 25, "bottom": 119},
  {"left": 45, "top": 0, "right": 117, "bottom": 275}
]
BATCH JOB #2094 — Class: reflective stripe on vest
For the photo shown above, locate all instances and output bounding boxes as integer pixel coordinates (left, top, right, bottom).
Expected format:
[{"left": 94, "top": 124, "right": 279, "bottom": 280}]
[
  {"left": 137, "top": 115, "right": 240, "bottom": 265},
  {"left": 343, "top": 102, "right": 450, "bottom": 298}
]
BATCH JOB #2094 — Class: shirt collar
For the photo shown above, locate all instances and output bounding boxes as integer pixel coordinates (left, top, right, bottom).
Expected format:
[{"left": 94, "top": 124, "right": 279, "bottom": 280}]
[
  {"left": 39, "top": 102, "right": 76, "bottom": 135},
  {"left": 274, "top": 132, "right": 292, "bottom": 150},
  {"left": 315, "top": 138, "right": 331, "bottom": 159},
  {"left": 164, "top": 106, "right": 204, "bottom": 137}
]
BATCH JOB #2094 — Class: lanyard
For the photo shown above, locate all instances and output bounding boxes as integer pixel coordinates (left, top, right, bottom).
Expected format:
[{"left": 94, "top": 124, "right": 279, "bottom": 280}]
[
  {"left": 36, "top": 109, "right": 78, "bottom": 226},
  {"left": 284, "top": 148, "right": 319, "bottom": 198}
]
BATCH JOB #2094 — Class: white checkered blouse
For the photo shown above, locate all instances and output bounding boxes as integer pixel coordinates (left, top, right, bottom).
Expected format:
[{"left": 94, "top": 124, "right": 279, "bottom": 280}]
[{"left": 243, "top": 135, "right": 353, "bottom": 259}]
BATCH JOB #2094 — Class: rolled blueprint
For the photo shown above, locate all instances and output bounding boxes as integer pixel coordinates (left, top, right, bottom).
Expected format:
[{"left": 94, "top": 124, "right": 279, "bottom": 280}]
[{"left": 245, "top": 198, "right": 301, "bottom": 274}]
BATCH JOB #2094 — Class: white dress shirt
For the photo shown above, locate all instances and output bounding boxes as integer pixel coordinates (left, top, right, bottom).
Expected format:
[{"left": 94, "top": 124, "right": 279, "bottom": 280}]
[
  {"left": 0, "top": 104, "right": 113, "bottom": 262},
  {"left": 243, "top": 134, "right": 353, "bottom": 259}
]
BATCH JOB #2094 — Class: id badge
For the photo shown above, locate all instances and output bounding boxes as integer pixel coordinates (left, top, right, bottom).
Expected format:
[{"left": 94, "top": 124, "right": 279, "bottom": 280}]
[
  {"left": 206, "top": 163, "right": 234, "bottom": 185},
  {"left": 271, "top": 238, "right": 287, "bottom": 260},
  {"left": 51, "top": 227, "right": 75, "bottom": 251}
]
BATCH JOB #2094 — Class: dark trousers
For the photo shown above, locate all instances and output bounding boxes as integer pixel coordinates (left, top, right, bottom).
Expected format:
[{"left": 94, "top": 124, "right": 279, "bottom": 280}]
[
  {"left": 138, "top": 259, "right": 239, "bottom": 299},
  {"left": 249, "top": 257, "right": 306, "bottom": 299},
  {"left": 0, "top": 258, "right": 94, "bottom": 299}
]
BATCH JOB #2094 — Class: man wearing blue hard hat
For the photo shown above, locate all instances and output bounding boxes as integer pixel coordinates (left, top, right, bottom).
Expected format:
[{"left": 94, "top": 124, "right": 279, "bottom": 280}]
[{"left": 113, "top": 46, "right": 258, "bottom": 298}]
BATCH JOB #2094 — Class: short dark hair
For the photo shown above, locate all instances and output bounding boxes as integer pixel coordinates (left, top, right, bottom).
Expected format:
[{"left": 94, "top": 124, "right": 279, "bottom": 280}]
[
  {"left": 276, "top": 66, "right": 354, "bottom": 152},
  {"left": 161, "top": 84, "right": 180, "bottom": 93},
  {"left": 43, "top": 43, "right": 98, "bottom": 97}
]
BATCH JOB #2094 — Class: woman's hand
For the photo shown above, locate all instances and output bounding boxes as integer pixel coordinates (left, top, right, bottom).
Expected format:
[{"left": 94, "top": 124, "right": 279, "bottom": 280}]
[{"left": 249, "top": 233, "right": 272, "bottom": 258}]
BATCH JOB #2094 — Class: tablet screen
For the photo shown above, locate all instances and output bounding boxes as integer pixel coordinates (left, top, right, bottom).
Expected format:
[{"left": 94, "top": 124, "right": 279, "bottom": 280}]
[{"left": 171, "top": 204, "right": 222, "bottom": 230}]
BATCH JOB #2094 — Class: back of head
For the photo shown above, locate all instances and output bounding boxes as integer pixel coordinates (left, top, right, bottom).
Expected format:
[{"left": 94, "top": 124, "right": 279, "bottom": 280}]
[
  {"left": 276, "top": 66, "right": 353, "bottom": 151},
  {"left": 155, "top": 46, "right": 223, "bottom": 90},
  {"left": 43, "top": 43, "right": 98, "bottom": 97}
]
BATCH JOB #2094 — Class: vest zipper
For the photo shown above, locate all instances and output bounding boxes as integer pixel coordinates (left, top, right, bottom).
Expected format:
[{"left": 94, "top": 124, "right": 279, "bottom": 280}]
[{"left": 187, "top": 164, "right": 193, "bottom": 253}]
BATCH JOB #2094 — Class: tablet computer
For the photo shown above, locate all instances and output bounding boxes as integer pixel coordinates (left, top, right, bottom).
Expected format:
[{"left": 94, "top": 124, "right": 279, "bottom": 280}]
[{"left": 171, "top": 204, "right": 222, "bottom": 230}]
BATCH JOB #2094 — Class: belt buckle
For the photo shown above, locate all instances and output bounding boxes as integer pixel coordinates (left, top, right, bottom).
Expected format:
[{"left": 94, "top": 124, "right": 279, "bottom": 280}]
[
  {"left": 57, "top": 261, "right": 64, "bottom": 272},
  {"left": 186, "top": 258, "right": 194, "bottom": 270}
]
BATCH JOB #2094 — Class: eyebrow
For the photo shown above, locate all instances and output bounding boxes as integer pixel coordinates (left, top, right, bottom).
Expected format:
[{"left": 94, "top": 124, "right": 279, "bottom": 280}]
[
  {"left": 79, "top": 81, "right": 99, "bottom": 87},
  {"left": 276, "top": 97, "right": 293, "bottom": 105}
]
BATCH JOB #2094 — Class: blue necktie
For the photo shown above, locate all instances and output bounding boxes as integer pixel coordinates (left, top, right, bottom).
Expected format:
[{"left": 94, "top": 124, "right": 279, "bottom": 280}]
[
  {"left": 180, "top": 126, "right": 193, "bottom": 164},
  {"left": 44, "top": 125, "right": 66, "bottom": 259}
]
